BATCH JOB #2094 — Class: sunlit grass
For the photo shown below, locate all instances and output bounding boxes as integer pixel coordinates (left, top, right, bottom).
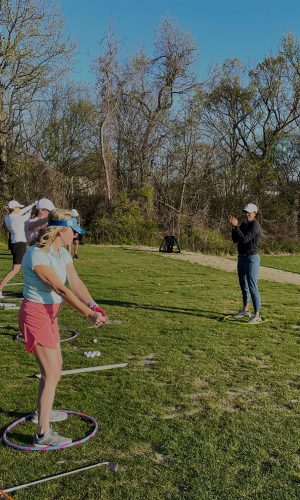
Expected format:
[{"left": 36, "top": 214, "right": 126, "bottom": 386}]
[
  {"left": 0, "top": 243, "right": 299, "bottom": 499},
  {"left": 261, "top": 254, "right": 300, "bottom": 274}
]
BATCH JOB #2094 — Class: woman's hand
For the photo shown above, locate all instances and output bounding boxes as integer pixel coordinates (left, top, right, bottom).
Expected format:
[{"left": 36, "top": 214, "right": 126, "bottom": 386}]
[
  {"left": 229, "top": 216, "right": 238, "bottom": 227},
  {"left": 89, "top": 310, "right": 109, "bottom": 327},
  {"left": 89, "top": 302, "right": 107, "bottom": 317}
]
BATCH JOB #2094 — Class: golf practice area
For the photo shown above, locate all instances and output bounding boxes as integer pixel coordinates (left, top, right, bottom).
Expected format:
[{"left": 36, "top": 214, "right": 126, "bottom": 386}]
[{"left": 0, "top": 244, "right": 299, "bottom": 499}]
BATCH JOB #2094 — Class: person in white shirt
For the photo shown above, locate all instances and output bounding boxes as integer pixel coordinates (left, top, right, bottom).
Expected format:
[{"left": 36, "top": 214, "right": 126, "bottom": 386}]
[
  {"left": 0, "top": 200, "right": 35, "bottom": 297},
  {"left": 25, "top": 198, "right": 56, "bottom": 244}
]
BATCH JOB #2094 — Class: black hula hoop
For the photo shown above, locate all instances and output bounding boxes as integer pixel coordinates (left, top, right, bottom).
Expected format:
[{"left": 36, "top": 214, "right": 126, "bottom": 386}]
[{"left": 15, "top": 328, "right": 78, "bottom": 343}]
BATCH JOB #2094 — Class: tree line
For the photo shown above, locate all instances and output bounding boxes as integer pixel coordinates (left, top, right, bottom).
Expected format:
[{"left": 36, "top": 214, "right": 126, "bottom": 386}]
[{"left": 1, "top": 0, "right": 300, "bottom": 253}]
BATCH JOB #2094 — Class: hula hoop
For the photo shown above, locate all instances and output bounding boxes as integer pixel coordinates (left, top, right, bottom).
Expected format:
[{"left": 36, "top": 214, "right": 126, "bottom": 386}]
[
  {"left": 223, "top": 315, "right": 267, "bottom": 325},
  {"left": 59, "top": 328, "right": 78, "bottom": 343},
  {"left": 16, "top": 329, "right": 78, "bottom": 344},
  {"left": 3, "top": 410, "right": 98, "bottom": 451}
]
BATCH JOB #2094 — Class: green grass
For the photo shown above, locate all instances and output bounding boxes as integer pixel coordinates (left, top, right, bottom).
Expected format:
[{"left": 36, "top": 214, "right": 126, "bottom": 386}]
[
  {"left": 260, "top": 255, "right": 300, "bottom": 274},
  {"left": 0, "top": 243, "right": 300, "bottom": 499}
]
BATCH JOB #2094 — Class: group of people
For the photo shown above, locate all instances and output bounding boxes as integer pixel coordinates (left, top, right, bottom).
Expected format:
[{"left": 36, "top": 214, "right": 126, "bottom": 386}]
[
  {"left": 0, "top": 199, "right": 81, "bottom": 298},
  {"left": 0, "top": 196, "right": 261, "bottom": 448},
  {"left": 1, "top": 199, "right": 108, "bottom": 447}
]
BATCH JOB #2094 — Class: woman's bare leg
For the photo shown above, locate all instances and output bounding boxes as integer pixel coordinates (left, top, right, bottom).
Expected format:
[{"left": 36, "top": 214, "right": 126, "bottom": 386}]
[
  {"left": 73, "top": 240, "right": 79, "bottom": 257},
  {"left": 0, "top": 264, "right": 21, "bottom": 291},
  {"left": 33, "top": 343, "right": 62, "bottom": 434}
]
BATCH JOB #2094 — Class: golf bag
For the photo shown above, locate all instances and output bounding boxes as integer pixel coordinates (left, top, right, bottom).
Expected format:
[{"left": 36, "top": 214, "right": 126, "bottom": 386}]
[{"left": 159, "top": 235, "right": 180, "bottom": 253}]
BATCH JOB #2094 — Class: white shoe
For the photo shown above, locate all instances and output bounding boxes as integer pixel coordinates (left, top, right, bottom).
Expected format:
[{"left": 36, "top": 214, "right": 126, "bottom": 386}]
[
  {"left": 235, "top": 310, "right": 251, "bottom": 319},
  {"left": 248, "top": 315, "right": 262, "bottom": 323},
  {"left": 31, "top": 410, "right": 68, "bottom": 424},
  {"left": 33, "top": 427, "right": 72, "bottom": 447}
]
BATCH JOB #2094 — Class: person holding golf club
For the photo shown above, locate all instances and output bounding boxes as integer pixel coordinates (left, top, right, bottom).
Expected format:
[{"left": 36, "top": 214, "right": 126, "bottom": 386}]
[
  {"left": 0, "top": 200, "right": 35, "bottom": 298},
  {"left": 25, "top": 198, "right": 56, "bottom": 244},
  {"left": 19, "top": 209, "right": 108, "bottom": 447},
  {"left": 229, "top": 203, "right": 262, "bottom": 323}
]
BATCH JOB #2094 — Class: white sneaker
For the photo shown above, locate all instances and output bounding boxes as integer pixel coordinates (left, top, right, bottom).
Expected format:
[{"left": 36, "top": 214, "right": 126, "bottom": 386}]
[
  {"left": 31, "top": 410, "right": 68, "bottom": 424},
  {"left": 248, "top": 315, "right": 262, "bottom": 323},
  {"left": 33, "top": 427, "right": 72, "bottom": 447},
  {"left": 235, "top": 310, "right": 251, "bottom": 319}
]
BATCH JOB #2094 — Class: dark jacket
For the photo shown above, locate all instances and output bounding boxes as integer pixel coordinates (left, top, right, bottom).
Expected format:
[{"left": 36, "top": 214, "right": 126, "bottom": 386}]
[{"left": 232, "top": 220, "right": 261, "bottom": 255}]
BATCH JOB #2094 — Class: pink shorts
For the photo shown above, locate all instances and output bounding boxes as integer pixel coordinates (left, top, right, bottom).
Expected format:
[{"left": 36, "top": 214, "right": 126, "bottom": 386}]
[{"left": 19, "top": 299, "right": 61, "bottom": 353}]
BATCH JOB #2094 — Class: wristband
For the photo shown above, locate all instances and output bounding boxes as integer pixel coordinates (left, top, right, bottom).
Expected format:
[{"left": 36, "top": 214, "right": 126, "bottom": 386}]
[
  {"left": 88, "top": 300, "right": 107, "bottom": 316},
  {"left": 88, "top": 300, "right": 97, "bottom": 309}
]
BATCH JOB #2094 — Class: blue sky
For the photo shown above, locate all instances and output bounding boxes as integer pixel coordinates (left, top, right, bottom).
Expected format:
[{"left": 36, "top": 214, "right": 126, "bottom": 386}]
[{"left": 60, "top": 0, "right": 300, "bottom": 83}]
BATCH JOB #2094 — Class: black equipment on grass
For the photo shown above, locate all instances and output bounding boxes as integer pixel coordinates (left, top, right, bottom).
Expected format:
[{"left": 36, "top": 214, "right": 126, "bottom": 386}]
[{"left": 159, "top": 235, "right": 180, "bottom": 253}]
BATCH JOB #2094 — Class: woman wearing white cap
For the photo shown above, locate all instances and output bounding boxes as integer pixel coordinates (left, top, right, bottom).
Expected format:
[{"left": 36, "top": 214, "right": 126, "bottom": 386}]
[
  {"left": 19, "top": 209, "right": 108, "bottom": 446},
  {"left": 229, "top": 203, "right": 262, "bottom": 322},
  {"left": 25, "top": 198, "right": 56, "bottom": 245},
  {"left": 0, "top": 200, "right": 35, "bottom": 297}
]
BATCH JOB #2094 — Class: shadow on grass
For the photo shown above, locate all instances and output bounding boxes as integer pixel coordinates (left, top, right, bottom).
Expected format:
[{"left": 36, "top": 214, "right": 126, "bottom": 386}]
[
  {"left": 95, "top": 298, "right": 226, "bottom": 321},
  {"left": 2, "top": 431, "right": 33, "bottom": 446},
  {"left": 0, "top": 408, "right": 34, "bottom": 438},
  {"left": 122, "top": 247, "right": 158, "bottom": 253},
  {"left": 0, "top": 325, "right": 18, "bottom": 338}
]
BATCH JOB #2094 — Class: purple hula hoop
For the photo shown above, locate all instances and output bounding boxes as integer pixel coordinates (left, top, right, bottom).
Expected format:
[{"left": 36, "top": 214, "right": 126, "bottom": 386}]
[{"left": 3, "top": 410, "right": 98, "bottom": 451}]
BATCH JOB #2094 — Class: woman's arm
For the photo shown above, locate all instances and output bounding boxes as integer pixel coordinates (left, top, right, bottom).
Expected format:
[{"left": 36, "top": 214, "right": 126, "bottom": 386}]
[
  {"left": 26, "top": 216, "right": 48, "bottom": 230},
  {"left": 19, "top": 203, "right": 35, "bottom": 217},
  {"left": 66, "top": 262, "right": 107, "bottom": 317},
  {"left": 234, "top": 223, "right": 260, "bottom": 244},
  {"left": 66, "top": 262, "right": 93, "bottom": 305},
  {"left": 33, "top": 265, "right": 107, "bottom": 325},
  {"left": 230, "top": 216, "right": 240, "bottom": 242},
  {"left": 232, "top": 227, "right": 239, "bottom": 243}
]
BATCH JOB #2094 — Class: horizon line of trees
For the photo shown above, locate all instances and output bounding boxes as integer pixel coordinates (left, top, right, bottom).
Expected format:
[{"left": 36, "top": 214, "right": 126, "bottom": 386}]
[{"left": 1, "top": 0, "right": 300, "bottom": 253}]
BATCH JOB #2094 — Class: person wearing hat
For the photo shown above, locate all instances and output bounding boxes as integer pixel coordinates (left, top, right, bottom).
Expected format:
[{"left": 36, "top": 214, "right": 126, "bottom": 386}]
[
  {"left": 0, "top": 200, "right": 35, "bottom": 297},
  {"left": 25, "top": 198, "right": 56, "bottom": 244},
  {"left": 229, "top": 203, "right": 262, "bottom": 323},
  {"left": 19, "top": 209, "right": 108, "bottom": 447},
  {"left": 67, "top": 209, "right": 82, "bottom": 259}
]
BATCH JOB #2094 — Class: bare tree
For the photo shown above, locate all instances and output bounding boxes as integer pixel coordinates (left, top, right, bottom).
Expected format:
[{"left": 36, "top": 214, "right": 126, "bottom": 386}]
[
  {"left": 94, "top": 26, "right": 121, "bottom": 207},
  {"left": 0, "top": 0, "right": 74, "bottom": 193},
  {"left": 94, "top": 19, "right": 197, "bottom": 203}
]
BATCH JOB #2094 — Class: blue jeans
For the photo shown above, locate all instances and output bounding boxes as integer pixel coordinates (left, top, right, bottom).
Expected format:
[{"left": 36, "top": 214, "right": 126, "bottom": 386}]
[{"left": 237, "top": 254, "right": 261, "bottom": 313}]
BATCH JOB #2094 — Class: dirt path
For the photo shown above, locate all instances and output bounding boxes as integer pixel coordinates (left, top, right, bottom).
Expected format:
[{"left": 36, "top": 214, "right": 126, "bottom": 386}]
[{"left": 129, "top": 246, "right": 300, "bottom": 285}]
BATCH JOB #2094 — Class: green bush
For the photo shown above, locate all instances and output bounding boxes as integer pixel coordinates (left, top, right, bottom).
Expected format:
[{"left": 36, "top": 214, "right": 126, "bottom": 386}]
[
  {"left": 89, "top": 194, "right": 160, "bottom": 245},
  {"left": 180, "top": 227, "right": 236, "bottom": 255},
  {"left": 260, "top": 239, "right": 300, "bottom": 254}
]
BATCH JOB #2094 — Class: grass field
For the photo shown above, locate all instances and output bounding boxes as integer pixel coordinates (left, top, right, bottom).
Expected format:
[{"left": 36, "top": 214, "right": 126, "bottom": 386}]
[
  {"left": 0, "top": 244, "right": 299, "bottom": 499},
  {"left": 261, "top": 255, "right": 300, "bottom": 274}
]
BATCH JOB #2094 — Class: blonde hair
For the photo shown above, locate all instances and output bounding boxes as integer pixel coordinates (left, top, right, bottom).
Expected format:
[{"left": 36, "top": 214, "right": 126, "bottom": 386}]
[{"left": 35, "top": 209, "right": 73, "bottom": 251}]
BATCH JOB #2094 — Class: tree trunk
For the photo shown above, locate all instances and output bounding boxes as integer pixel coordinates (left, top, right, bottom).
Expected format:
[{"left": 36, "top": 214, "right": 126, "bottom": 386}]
[{"left": 99, "top": 117, "right": 112, "bottom": 207}]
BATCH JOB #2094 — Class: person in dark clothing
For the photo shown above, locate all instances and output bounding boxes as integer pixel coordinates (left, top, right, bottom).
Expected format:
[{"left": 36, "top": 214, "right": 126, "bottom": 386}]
[{"left": 230, "top": 203, "right": 262, "bottom": 323}]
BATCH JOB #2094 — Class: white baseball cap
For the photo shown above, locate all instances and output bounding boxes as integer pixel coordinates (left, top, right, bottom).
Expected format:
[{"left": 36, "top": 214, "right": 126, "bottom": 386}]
[
  {"left": 7, "top": 200, "right": 24, "bottom": 209},
  {"left": 243, "top": 203, "right": 258, "bottom": 213},
  {"left": 36, "top": 198, "right": 55, "bottom": 211},
  {"left": 71, "top": 209, "right": 79, "bottom": 217}
]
